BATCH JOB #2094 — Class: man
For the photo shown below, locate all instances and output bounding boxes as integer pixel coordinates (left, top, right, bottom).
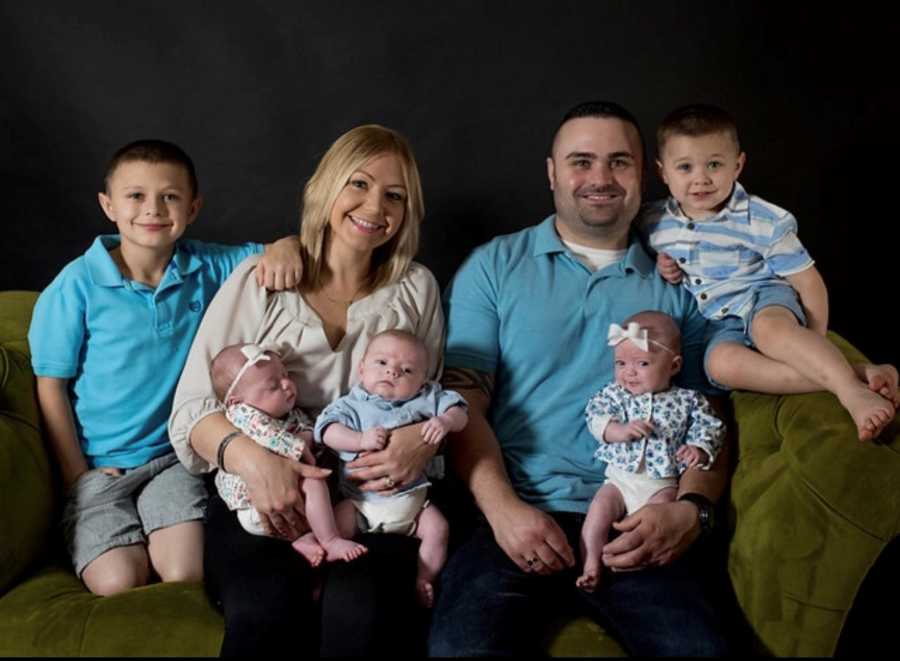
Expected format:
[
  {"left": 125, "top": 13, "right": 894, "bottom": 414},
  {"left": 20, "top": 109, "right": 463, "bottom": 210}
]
[{"left": 429, "top": 101, "right": 730, "bottom": 656}]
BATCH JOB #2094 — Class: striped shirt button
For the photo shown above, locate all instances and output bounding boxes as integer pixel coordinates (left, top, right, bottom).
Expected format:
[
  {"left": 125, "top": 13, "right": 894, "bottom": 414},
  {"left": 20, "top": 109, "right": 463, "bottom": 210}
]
[
  {"left": 679, "top": 257, "right": 686, "bottom": 264},
  {"left": 687, "top": 223, "right": 695, "bottom": 230},
  {"left": 700, "top": 293, "right": 708, "bottom": 300}
]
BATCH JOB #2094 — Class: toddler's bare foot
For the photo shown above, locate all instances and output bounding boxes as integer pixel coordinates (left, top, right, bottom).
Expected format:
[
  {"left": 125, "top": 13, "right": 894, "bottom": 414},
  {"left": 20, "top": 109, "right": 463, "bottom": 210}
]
[
  {"left": 856, "top": 363, "right": 900, "bottom": 408},
  {"left": 292, "top": 533, "right": 325, "bottom": 567},
  {"left": 322, "top": 537, "right": 368, "bottom": 562},
  {"left": 839, "top": 386, "right": 896, "bottom": 441},
  {"left": 416, "top": 579, "right": 435, "bottom": 608},
  {"left": 576, "top": 564, "right": 602, "bottom": 593}
]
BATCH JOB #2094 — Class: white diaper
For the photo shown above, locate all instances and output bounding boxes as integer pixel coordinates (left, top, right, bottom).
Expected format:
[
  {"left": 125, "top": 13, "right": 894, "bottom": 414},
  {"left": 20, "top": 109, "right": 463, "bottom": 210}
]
[
  {"left": 353, "top": 489, "right": 428, "bottom": 536},
  {"left": 237, "top": 507, "right": 268, "bottom": 536},
  {"left": 604, "top": 464, "right": 676, "bottom": 515}
]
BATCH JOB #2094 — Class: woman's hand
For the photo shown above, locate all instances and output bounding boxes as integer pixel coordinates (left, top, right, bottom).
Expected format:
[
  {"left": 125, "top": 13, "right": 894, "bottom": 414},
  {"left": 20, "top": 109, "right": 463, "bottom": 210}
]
[
  {"left": 237, "top": 439, "right": 331, "bottom": 540},
  {"left": 345, "top": 422, "right": 437, "bottom": 495}
]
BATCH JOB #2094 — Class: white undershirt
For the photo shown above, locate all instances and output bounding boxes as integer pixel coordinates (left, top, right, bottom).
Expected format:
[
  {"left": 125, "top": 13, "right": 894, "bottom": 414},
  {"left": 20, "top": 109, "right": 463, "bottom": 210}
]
[{"left": 561, "top": 239, "right": 627, "bottom": 272}]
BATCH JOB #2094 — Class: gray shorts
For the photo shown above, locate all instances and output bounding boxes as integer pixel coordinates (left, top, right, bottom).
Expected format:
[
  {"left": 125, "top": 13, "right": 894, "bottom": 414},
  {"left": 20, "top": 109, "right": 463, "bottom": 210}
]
[
  {"left": 703, "top": 284, "right": 807, "bottom": 391},
  {"left": 60, "top": 452, "right": 207, "bottom": 576}
]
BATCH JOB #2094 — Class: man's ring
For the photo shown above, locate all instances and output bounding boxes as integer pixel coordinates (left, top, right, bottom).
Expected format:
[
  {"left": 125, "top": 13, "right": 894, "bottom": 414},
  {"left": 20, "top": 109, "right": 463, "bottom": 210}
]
[{"left": 385, "top": 476, "right": 395, "bottom": 489}]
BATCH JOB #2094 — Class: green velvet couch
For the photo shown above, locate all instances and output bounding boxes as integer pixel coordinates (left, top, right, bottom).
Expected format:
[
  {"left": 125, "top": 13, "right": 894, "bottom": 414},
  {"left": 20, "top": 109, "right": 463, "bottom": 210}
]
[{"left": 1, "top": 289, "right": 898, "bottom": 657}]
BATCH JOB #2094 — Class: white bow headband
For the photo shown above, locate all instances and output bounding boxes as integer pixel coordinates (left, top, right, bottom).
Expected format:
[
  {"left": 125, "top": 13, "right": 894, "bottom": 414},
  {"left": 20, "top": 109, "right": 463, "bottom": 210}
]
[
  {"left": 607, "top": 322, "right": 675, "bottom": 355},
  {"left": 224, "top": 344, "right": 272, "bottom": 401}
]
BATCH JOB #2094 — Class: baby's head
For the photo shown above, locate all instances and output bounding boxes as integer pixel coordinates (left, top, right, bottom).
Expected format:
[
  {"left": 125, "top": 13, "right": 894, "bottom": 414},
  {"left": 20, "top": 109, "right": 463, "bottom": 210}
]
[
  {"left": 97, "top": 139, "right": 203, "bottom": 251},
  {"left": 609, "top": 310, "right": 683, "bottom": 396},
  {"left": 655, "top": 104, "right": 746, "bottom": 220},
  {"left": 211, "top": 344, "right": 297, "bottom": 418},
  {"left": 358, "top": 330, "right": 428, "bottom": 401}
]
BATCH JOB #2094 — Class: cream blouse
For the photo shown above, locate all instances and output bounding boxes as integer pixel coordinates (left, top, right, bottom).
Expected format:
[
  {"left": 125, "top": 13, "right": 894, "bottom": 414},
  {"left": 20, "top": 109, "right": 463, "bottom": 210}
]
[{"left": 168, "top": 255, "right": 445, "bottom": 474}]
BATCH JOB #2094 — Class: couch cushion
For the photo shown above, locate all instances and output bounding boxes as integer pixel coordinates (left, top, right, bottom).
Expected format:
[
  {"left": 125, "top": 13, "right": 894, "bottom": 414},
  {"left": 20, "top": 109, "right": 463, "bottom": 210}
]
[{"left": 0, "top": 565, "right": 223, "bottom": 656}]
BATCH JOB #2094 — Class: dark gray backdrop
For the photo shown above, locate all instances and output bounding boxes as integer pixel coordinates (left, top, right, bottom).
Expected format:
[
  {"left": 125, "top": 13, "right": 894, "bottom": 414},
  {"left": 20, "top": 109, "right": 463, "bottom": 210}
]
[{"left": 3, "top": 1, "right": 898, "bottom": 365}]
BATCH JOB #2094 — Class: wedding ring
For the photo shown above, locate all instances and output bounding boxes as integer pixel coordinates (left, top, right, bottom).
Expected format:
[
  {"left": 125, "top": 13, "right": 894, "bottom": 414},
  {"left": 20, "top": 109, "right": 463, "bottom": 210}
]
[
  {"left": 526, "top": 558, "right": 536, "bottom": 567},
  {"left": 385, "top": 476, "right": 395, "bottom": 489}
]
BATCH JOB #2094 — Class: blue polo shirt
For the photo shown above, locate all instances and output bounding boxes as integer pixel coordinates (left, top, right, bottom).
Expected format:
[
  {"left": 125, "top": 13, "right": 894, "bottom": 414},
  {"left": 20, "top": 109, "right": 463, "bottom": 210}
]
[
  {"left": 29, "top": 235, "right": 262, "bottom": 468},
  {"left": 443, "top": 215, "right": 712, "bottom": 514}
]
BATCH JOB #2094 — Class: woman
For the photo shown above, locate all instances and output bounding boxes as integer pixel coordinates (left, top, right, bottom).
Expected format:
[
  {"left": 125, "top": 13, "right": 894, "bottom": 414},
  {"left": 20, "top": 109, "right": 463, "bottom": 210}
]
[{"left": 169, "top": 125, "right": 444, "bottom": 656}]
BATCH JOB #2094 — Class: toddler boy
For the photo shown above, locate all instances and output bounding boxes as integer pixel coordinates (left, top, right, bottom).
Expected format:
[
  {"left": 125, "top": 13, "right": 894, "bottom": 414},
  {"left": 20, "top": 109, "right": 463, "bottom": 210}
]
[
  {"left": 641, "top": 104, "right": 897, "bottom": 441},
  {"left": 29, "top": 139, "right": 300, "bottom": 595}
]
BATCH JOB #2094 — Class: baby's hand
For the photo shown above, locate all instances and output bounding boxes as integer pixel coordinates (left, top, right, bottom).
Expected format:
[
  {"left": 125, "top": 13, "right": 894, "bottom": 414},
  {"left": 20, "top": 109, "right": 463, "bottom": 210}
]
[
  {"left": 676, "top": 445, "right": 708, "bottom": 469},
  {"left": 361, "top": 427, "right": 388, "bottom": 451},
  {"left": 421, "top": 417, "right": 449, "bottom": 445},
  {"left": 657, "top": 252, "right": 684, "bottom": 284},
  {"left": 604, "top": 420, "right": 655, "bottom": 443}
]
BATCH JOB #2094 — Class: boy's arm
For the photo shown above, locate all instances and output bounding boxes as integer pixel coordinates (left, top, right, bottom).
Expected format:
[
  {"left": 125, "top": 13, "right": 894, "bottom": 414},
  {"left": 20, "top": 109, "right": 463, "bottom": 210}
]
[
  {"left": 255, "top": 236, "right": 303, "bottom": 291},
  {"left": 785, "top": 265, "right": 828, "bottom": 335},
  {"left": 35, "top": 377, "right": 89, "bottom": 491}
]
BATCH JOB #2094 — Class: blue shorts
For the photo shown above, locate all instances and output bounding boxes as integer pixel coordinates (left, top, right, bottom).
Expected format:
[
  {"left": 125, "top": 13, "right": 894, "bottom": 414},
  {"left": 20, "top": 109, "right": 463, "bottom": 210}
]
[
  {"left": 61, "top": 452, "right": 207, "bottom": 576},
  {"left": 703, "top": 284, "right": 807, "bottom": 391}
]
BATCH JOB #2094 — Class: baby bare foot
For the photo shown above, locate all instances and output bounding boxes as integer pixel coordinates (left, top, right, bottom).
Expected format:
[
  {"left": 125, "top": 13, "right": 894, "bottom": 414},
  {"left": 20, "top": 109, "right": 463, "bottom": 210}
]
[
  {"left": 840, "top": 386, "right": 896, "bottom": 441},
  {"left": 322, "top": 538, "right": 368, "bottom": 562},
  {"left": 857, "top": 363, "right": 900, "bottom": 408},
  {"left": 292, "top": 533, "right": 325, "bottom": 567},
  {"left": 416, "top": 579, "right": 435, "bottom": 608}
]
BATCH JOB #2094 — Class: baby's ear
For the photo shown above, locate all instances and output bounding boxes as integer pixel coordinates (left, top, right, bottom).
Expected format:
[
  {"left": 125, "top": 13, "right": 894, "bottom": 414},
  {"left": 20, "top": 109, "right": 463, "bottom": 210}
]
[{"left": 670, "top": 354, "right": 683, "bottom": 376}]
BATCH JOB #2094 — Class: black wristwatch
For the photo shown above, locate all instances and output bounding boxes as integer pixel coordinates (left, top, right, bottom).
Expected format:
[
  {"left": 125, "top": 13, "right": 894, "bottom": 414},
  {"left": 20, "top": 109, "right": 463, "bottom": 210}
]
[{"left": 678, "top": 493, "right": 715, "bottom": 537}]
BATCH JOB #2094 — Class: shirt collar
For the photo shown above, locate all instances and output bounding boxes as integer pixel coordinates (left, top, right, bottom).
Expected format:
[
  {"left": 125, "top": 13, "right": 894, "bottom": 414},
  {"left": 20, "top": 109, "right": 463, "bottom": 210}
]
[
  {"left": 664, "top": 181, "right": 750, "bottom": 221},
  {"left": 533, "top": 215, "right": 654, "bottom": 278},
  {"left": 84, "top": 235, "right": 201, "bottom": 287}
]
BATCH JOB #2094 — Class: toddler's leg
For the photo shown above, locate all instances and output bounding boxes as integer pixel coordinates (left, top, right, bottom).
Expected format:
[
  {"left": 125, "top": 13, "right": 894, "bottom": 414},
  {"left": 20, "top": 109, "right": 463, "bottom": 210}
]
[
  {"left": 750, "top": 307, "right": 895, "bottom": 440},
  {"left": 300, "top": 472, "right": 367, "bottom": 563},
  {"left": 147, "top": 520, "right": 204, "bottom": 582},
  {"left": 413, "top": 503, "right": 449, "bottom": 608},
  {"left": 577, "top": 484, "right": 625, "bottom": 593},
  {"left": 81, "top": 545, "right": 151, "bottom": 596}
]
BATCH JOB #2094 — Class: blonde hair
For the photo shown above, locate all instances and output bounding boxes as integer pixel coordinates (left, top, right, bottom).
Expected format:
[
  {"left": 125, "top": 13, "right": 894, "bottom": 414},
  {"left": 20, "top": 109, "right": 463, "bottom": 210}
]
[{"left": 298, "top": 124, "right": 425, "bottom": 291}]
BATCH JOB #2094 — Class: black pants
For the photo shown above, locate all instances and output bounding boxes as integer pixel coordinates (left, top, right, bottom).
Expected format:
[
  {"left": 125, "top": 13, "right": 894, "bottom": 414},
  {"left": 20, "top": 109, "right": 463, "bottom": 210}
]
[{"left": 203, "top": 494, "right": 427, "bottom": 657}]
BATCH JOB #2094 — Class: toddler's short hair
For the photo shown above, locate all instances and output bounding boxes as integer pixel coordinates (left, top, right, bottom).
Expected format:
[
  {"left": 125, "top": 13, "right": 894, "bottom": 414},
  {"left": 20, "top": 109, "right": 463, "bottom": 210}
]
[
  {"left": 104, "top": 139, "right": 199, "bottom": 197},
  {"left": 656, "top": 104, "right": 740, "bottom": 158}
]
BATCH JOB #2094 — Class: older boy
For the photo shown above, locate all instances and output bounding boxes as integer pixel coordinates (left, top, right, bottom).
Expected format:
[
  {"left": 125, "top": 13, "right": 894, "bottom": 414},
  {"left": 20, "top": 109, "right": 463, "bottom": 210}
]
[
  {"left": 642, "top": 104, "right": 898, "bottom": 441},
  {"left": 29, "top": 139, "right": 300, "bottom": 595}
]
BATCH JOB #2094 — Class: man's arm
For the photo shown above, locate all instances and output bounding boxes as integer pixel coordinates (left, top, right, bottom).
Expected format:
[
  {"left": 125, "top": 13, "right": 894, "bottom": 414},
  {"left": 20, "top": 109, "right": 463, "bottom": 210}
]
[
  {"left": 442, "top": 367, "right": 575, "bottom": 575},
  {"left": 601, "top": 395, "right": 733, "bottom": 570}
]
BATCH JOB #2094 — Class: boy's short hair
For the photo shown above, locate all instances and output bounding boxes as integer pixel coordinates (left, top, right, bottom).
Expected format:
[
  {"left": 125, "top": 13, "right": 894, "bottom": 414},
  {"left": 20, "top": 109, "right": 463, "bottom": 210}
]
[
  {"left": 656, "top": 104, "right": 740, "bottom": 157},
  {"left": 104, "top": 139, "right": 199, "bottom": 197},
  {"left": 365, "top": 329, "right": 429, "bottom": 364}
]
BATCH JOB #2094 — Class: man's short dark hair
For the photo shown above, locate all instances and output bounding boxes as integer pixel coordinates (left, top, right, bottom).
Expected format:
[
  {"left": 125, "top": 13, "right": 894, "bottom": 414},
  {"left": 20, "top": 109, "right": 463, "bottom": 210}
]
[
  {"left": 104, "top": 139, "right": 199, "bottom": 197},
  {"left": 551, "top": 100, "right": 646, "bottom": 163},
  {"left": 656, "top": 104, "right": 740, "bottom": 158}
]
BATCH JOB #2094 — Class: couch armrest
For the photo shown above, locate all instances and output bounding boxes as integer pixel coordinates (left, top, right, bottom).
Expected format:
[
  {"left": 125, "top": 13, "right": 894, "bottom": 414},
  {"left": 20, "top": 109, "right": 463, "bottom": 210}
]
[
  {"left": 0, "top": 291, "right": 54, "bottom": 595},
  {"left": 727, "top": 331, "right": 900, "bottom": 656}
]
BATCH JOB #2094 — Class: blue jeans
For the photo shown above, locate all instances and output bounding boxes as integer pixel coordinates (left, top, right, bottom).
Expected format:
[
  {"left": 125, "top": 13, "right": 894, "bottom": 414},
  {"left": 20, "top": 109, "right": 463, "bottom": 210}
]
[{"left": 429, "top": 512, "right": 729, "bottom": 657}]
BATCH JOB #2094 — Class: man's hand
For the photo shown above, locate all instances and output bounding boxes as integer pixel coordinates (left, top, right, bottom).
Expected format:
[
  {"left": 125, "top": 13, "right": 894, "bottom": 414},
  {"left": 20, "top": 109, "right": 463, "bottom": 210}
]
[
  {"left": 605, "top": 419, "right": 655, "bottom": 443},
  {"left": 601, "top": 500, "right": 700, "bottom": 570},
  {"left": 256, "top": 236, "right": 303, "bottom": 291},
  {"left": 488, "top": 498, "right": 576, "bottom": 575},
  {"left": 657, "top": 252, "right": 684, "bottom": 284}
]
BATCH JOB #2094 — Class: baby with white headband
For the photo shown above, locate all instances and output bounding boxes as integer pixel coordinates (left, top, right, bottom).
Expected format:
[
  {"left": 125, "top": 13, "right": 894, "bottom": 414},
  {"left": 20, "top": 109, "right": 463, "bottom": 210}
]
[
  {"left": 210, "top": 343, "right": 366, "bottom": 566},
  {"left": 576, "top": 310, "right": 725, "bottom": 592}
]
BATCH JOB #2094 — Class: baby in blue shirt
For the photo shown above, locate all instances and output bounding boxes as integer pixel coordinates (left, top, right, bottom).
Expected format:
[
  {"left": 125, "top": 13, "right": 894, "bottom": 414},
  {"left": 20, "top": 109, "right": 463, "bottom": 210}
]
[
  {"left": 314, "top": 329, "right": 469, "bottom": 607},
  {"left": 579, "top": 311, "right": 725, "bottom": 592},
  {"left": 28, "top": 139, "right": 300, "bottom": 596},
  {"left": 642, "top": 104, "right": 897, "bottom": 441}
]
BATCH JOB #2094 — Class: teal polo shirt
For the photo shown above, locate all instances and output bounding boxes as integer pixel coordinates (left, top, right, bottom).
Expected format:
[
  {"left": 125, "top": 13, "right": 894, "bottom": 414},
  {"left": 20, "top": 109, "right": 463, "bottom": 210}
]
[
  {"left": 29, "top": 235, "right": 262, "bottom": 468},
  {"left": 443, "top": 215, "right": 712, "bottom": 514}
]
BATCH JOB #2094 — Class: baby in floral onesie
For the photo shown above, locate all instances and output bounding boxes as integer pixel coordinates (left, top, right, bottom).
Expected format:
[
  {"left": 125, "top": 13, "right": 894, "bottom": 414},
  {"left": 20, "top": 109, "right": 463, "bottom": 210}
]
[
  {"left": 210, "top": 343, "right": 366, "bottom": 566},
  {"left": 577, "top": 310, "right": 725, "bottom": 592}
]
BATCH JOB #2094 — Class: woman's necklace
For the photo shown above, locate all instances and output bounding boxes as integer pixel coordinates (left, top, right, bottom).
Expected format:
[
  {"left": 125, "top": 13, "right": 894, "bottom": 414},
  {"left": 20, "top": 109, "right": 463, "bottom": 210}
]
[{"left": 321, "top": 279, "right": 368, "bottom": 307}]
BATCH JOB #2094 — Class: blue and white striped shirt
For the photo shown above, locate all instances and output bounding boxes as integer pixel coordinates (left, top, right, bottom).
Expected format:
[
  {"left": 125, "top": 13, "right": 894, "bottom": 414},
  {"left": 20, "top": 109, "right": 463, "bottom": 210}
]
[{"left": 640, "top": 182, "right": 814, "bottom": 324}]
